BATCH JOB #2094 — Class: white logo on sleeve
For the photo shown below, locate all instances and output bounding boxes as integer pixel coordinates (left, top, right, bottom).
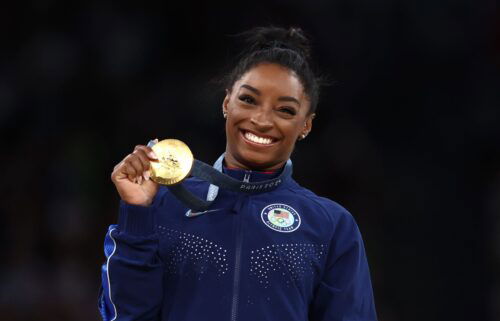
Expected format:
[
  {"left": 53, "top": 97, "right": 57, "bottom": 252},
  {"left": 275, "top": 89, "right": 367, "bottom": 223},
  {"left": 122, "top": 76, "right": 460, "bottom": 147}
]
[{"left": 261, "top": 204, "right": 301, "bottom": 233}]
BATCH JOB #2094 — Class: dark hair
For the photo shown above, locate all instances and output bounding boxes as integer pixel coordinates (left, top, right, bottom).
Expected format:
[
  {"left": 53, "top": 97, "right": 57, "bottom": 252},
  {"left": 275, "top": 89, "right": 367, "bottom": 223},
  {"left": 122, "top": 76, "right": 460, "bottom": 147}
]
[{"left": 224, "top": 26, "right": 321, "bottom": 114}]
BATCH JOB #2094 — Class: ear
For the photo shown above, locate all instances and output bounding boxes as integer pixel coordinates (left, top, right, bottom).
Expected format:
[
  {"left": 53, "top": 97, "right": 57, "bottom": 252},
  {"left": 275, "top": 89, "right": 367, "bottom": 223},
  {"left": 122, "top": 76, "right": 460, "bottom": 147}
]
[
  {"left": 222, "top": 89, "right": 231, "bottom": 114},
  {"left": 301, "top": 113, "right": 315, "bottom": 138}
]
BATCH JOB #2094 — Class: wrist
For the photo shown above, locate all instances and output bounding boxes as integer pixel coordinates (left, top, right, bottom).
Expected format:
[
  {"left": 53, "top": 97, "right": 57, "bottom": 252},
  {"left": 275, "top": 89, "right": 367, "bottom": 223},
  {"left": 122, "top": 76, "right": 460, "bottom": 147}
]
[{"left": 123, "top": 198, "right": 153, "bottom": 207}]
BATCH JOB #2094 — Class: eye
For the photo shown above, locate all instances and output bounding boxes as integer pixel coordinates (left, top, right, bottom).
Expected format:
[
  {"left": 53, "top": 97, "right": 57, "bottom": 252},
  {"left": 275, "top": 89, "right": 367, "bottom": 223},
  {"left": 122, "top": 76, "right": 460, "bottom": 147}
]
[
  {"left": 238, "top": 94, "right": 256, "bottom": 105},
  {"left": 278, "top": 107, "right": 297, "bottom": 116}
]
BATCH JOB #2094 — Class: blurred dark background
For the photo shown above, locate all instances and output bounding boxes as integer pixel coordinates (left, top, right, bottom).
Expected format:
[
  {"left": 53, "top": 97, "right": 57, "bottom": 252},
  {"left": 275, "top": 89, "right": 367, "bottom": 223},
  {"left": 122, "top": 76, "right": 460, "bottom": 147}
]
[{"left": 0, "top": 0, "right": 498, "bottom": 320}]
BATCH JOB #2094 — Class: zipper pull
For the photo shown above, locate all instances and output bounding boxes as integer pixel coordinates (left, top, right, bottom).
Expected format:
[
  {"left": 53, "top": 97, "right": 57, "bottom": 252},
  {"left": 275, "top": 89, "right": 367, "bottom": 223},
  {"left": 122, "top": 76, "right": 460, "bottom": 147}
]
[{"left": 243, "top": 171, "right": 251, "bottom": 183}]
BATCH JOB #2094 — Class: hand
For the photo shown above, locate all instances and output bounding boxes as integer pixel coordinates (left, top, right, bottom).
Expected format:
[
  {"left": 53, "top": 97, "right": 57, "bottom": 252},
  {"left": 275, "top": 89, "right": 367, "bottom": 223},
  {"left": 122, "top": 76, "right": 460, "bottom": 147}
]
[{"left": 111, "top": 144, "right": 160, "bottom": 206}]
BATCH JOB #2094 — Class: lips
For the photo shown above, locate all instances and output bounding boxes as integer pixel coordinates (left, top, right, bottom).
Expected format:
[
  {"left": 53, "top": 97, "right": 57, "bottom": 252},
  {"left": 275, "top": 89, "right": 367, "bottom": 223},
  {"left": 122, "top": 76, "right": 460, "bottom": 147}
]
[{"left": 240, "top": 130, "right": 278, "bottom": 146}]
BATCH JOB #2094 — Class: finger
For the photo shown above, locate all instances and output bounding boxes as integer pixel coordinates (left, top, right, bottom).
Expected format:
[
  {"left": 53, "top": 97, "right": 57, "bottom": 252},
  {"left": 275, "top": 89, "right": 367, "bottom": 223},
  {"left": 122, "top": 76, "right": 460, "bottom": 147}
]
[
  {"left": 143, "top": 169, "right": 151, "bottom": 181},
  {"left": 132, "top": 149, "right": 155, "bottom": 183},
  {"left": 134, "top": 145, "right": 158, "bottom": 160},
  {"left": 126, "top": 155, "right": 146, "bottom": 177},
  {"left": 133, "top": 148, "right": 154, "bottom": 171},
  {"left": 112, "top": 159, "right": 134, "bottom": 181},
  {"left": 123, "top": 157, "right": 139, "bottom": 178},
  {"left": 124, "top": 163, "right": 137, "bottom": 178}
]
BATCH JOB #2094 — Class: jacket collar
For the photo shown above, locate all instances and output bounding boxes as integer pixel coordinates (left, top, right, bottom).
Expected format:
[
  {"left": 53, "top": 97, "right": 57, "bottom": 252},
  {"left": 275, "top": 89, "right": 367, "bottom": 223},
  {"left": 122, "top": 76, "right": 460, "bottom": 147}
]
[{"left": 222, "top": 165, "right": 282, "bottom": 183}]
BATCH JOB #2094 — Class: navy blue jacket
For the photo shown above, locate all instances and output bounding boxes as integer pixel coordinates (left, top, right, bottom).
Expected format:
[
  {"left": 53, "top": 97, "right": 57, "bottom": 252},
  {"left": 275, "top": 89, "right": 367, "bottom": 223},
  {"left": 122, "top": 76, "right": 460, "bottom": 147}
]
[{"left": 99, "top": 165, "right": 377, "bottom": 321}]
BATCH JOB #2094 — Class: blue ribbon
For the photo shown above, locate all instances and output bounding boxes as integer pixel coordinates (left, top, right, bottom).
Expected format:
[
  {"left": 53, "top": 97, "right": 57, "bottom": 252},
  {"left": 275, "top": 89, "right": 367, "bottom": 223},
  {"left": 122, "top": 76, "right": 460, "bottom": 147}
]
[{"left": 168, "top": 153, "right": 293, "bottom": 215}]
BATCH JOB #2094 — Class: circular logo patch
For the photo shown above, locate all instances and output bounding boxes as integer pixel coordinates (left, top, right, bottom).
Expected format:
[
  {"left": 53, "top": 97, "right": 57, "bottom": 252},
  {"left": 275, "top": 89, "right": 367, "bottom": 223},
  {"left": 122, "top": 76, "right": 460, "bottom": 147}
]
[{"left": 261, "top": 204, "right": 301, "bottom": 233}]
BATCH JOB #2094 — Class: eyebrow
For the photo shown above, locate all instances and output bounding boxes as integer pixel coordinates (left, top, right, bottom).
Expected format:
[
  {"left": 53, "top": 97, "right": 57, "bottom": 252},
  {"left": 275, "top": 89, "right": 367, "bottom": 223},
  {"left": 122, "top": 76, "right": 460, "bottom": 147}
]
[{"left": 240, "top": 84, "right": 301, "bottom": 106}]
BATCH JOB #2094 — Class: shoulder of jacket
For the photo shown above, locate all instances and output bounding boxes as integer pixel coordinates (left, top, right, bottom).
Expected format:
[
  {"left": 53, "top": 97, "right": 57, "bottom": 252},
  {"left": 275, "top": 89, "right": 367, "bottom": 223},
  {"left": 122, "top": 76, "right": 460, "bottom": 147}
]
[{"left": 285, "top": 180, "right": 354, "bottom": 226}]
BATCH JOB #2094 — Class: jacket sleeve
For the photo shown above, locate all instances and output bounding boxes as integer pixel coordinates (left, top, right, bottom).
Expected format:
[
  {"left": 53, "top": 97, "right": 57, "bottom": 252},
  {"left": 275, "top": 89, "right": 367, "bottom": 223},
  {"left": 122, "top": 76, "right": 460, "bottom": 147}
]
[
  {"left": 309, "top": 211, "right": 378, "bottom": 321},
  {"left": 98, "top": 201, "right": 164, "bottom": 321}
]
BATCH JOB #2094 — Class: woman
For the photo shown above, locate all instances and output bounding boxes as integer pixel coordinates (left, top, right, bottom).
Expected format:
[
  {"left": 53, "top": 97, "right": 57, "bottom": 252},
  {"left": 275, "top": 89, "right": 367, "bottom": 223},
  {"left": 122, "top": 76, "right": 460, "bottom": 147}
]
[{"left": 99, "top": 27, "right": 377, "bottom": 321}]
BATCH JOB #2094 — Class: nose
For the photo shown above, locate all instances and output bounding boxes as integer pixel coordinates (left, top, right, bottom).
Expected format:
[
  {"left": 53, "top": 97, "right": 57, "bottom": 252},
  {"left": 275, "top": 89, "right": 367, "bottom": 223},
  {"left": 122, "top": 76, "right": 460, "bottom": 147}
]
[{"left": 250, "top": 107, "right": 273, "bottom": 131}]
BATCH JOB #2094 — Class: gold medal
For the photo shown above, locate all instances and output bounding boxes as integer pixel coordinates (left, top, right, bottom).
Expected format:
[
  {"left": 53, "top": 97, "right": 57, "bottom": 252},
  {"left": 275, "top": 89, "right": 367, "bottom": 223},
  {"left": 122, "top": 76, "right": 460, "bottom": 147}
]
[{"left": 149, "top": 139, "right": 194, "bottom": 185}]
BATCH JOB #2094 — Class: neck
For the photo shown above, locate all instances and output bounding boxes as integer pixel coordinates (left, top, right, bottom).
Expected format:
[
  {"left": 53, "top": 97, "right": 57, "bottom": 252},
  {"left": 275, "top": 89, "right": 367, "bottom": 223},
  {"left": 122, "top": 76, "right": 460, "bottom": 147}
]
[
  {"left": 223, "top": 151, "right": 286, "bottom": 172},
  {"left": 224, "top": 163, "right": 278, "bottom": 174}
]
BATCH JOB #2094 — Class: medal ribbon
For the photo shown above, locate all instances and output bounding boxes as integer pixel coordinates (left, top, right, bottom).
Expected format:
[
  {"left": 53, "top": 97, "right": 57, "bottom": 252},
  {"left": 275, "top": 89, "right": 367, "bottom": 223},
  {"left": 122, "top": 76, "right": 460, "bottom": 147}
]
[{"left": 167, "top": 153, "right": 292, "bottom": 214}]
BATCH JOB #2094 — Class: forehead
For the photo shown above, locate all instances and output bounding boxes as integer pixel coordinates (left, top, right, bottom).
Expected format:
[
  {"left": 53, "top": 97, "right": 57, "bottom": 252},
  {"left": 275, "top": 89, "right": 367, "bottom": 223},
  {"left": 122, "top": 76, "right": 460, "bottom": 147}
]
[{"left": 235, "top": 63, "right": 306, "bottom": 100}]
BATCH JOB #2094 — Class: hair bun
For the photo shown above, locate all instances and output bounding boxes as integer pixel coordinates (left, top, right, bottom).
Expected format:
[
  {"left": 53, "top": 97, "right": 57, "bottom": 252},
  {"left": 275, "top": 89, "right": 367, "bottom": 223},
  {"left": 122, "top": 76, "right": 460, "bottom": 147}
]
[{"left": 241, "top": 26, "right": 311, "bottom": 59}]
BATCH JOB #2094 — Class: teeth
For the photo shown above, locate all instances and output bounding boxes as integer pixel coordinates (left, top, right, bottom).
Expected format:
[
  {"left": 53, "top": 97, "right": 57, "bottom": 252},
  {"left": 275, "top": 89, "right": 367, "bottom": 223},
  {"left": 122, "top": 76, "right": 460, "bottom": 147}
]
[{"left": 244, "top": 131, "right": 273, "bottom": 145}]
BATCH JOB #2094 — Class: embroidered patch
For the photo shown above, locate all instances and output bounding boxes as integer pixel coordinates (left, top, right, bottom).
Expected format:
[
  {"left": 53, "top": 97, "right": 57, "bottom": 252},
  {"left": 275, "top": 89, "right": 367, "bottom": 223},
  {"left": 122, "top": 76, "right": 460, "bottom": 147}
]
[{"left": 261, "top": 204, "right": 301, "bottom": 233}]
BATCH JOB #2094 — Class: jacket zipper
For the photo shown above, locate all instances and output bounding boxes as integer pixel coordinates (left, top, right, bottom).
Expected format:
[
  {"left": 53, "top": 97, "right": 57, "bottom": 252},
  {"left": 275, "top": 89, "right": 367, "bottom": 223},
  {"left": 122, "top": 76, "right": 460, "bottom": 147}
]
[
  {"left": 231, "top": 172, "right": 250, "bottom": 321},
  {"left": 230, "top": 194, "right": 245, "bottom": 321}
]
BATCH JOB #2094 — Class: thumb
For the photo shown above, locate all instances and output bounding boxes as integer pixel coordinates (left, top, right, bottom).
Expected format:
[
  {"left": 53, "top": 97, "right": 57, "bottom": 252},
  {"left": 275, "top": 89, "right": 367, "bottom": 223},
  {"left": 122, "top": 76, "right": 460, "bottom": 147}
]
[{"left": 142, "top": 178, "right": 160, "bottom": 197}]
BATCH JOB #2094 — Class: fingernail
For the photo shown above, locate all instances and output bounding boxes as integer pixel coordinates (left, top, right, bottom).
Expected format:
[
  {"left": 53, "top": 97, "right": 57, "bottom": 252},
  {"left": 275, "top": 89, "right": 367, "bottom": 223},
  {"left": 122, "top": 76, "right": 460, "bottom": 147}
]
[
  {"left": 143, "top": 170, "right": 150, "bottom": 181},
  {"left": 148, "top": 151, "right": 158, "bottom": 159}
]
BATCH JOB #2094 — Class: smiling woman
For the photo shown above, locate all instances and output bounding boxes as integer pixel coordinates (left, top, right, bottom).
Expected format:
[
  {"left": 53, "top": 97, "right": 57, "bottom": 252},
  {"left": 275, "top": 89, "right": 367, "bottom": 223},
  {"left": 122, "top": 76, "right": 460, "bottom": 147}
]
[
  {"left": 223, "top": 63, "right": 313, "bottom": 171},
  {"left": 100, "top": 26, "right": 378, "bottom": 321}
]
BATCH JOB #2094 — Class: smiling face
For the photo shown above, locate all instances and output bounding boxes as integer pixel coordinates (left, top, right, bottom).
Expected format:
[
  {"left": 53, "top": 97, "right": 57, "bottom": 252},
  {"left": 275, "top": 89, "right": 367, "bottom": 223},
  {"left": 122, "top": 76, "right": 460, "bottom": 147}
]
[{"left": 223, "top": 63, "right": 314, "bottom": 171}]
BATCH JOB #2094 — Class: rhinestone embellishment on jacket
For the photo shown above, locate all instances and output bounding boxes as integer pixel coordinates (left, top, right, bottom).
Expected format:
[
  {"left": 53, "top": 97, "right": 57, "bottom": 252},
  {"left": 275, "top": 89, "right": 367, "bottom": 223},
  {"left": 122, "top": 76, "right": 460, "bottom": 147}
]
[
  {"left": 249, "top": 243, "right": 326, "bottom": 287},
  {"left": 158, "top": 226, "right": 229, "bottom": 278}
]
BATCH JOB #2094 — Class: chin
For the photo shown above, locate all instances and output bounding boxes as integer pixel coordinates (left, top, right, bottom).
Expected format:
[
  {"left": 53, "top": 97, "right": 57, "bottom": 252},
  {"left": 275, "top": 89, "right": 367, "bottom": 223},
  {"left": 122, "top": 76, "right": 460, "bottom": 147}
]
[{"left": 236, "top": 150, "right": 282, "bottom": 171}]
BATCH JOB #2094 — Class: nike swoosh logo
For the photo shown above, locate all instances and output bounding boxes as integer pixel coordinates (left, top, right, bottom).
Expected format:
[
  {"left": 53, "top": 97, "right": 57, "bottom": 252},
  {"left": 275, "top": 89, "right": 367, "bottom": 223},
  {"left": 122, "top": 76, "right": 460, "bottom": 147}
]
[{"left": 185, "top": 208, "right": 223, "bottom": 217}]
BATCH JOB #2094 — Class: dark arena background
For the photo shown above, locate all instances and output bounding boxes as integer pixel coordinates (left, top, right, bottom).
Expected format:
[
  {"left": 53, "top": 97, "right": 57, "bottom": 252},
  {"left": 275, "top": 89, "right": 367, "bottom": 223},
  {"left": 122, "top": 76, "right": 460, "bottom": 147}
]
[{"left": 0, "top": 1, "right": 498, "bottom": 320}]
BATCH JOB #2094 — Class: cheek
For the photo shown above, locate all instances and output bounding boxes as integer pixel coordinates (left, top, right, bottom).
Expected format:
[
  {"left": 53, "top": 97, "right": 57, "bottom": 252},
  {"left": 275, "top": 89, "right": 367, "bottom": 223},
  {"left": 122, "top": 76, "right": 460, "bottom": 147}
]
[
  {"left": 228, "top": 99, "right": 246, "bottom": 117},
  {"left": 227, "top": 104, "right": 251, "bottom": 129},
  {"left": 279, "top": 121, "right": 303, "bottom": 140},
  {"left": 225, "top": 107, "right": 243, "bottom": 139}
]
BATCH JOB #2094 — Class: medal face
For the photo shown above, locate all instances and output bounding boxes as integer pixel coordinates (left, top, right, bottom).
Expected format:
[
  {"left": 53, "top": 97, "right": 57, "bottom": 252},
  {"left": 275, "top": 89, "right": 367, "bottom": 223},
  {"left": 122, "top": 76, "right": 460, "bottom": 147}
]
[{"left": 150, "top": 139, "right": 194, "bottom": 185}]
